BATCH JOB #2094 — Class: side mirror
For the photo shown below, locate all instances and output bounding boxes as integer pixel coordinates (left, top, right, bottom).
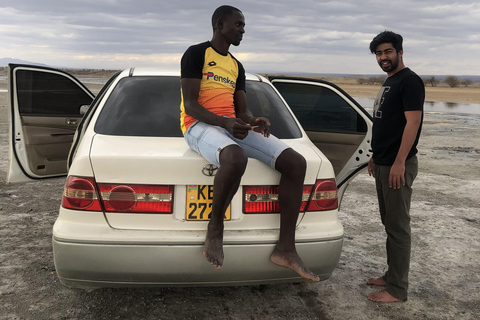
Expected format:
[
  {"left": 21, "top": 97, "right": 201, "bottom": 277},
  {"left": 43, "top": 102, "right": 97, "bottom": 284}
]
[{"left": 79, "top": 105, "right": 90, "bottom": 115}]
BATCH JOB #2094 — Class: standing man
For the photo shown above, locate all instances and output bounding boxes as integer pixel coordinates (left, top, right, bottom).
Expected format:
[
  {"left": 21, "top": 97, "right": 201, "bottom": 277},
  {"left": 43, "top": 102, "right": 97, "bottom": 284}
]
[
  {"left": 366, "top": 31, "right": 424, "bottom": 302},
  {"left": 180, "top": 5, "right": 319, "bottom": 282}
]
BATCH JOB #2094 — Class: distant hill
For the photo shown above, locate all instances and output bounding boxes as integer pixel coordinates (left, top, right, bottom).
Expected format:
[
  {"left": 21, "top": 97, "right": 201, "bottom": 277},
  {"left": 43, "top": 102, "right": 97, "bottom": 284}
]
[{"left": 0, "top": 57, "right": 49, "bottom": 67}]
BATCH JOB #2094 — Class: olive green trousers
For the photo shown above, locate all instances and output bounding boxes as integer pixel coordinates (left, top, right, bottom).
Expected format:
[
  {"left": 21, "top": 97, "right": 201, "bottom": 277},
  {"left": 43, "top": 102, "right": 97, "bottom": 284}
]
[{"left": 374, "top": 155, "right": 418, "bottom": 301}]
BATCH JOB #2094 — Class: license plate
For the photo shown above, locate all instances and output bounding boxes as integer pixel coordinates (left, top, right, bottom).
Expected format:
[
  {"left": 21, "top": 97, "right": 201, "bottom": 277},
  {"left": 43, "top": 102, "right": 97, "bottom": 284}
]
[{"left": 186, "top": 185, "right": 231, "bottom": 221}]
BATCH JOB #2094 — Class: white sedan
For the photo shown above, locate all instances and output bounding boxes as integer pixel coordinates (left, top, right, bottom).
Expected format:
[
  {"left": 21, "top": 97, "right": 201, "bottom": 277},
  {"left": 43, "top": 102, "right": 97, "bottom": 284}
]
[{"left": 7, "top": 64, "right": 372, "bottom": 290}]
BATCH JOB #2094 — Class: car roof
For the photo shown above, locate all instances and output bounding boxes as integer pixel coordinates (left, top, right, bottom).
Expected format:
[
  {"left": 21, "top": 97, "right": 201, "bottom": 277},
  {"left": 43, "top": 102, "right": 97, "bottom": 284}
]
[{"left": 127, "top": 68, "right": 263, "bottom": 82}]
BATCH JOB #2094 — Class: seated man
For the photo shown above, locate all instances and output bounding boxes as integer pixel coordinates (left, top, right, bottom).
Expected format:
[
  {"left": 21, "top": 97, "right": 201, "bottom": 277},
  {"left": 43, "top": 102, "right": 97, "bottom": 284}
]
[{"left": 180, "top": 5, "right": 318, "bottom": 282}]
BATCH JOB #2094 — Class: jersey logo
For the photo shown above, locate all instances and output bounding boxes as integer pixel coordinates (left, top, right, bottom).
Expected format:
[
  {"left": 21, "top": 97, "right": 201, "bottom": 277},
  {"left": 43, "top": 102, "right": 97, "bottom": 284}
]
[
  {"left": 208, "top": 61, "right": 217, "bottom": 66},
  {"left": 203, "top": 72, "right": 236, "bottom": 88}
]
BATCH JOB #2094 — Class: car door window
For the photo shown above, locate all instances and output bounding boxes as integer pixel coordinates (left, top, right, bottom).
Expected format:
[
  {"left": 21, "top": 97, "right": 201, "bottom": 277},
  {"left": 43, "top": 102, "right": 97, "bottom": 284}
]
[
  {"left": 16, "top": 69, "right": 93, "bottom": 116},
  {"left": 273, "top": 82, "right": 367, "bottom": 134}
]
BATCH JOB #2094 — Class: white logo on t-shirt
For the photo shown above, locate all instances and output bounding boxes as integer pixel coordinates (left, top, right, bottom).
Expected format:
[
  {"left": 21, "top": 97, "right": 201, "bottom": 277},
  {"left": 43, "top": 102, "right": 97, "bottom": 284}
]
[{"left": 373, "top": 86, "right": 390, "bottom": 118}]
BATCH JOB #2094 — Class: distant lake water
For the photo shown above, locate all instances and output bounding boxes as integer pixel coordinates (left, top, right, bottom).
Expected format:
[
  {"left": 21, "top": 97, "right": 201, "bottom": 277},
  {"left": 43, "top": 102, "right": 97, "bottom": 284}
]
[
  {"left": 77, "top": 77, "right": 109, "bottom": 85},
  {"left": 354, "top": 96, "right": 480, "bottom": 115}
]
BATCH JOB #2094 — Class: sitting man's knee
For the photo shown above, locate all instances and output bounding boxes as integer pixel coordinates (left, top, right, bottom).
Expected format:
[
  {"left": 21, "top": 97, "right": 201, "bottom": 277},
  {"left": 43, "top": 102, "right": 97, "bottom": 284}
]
[
  {"left": 220, "top": 145, "right": 248, "bottom": 170},
  {"left": 277, "top": 148, "right": 306, "bottom": 175}
]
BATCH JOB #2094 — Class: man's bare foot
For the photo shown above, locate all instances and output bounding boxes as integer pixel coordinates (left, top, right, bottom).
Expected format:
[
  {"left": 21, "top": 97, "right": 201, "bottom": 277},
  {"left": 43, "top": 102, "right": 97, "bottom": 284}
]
[
  {"left": 203, "top": 229, "right": 224, "bottom": 270},
  {"left": 367, "top": 290, "right": 403, "bottom": 303},
  {"left": 366, "top": 276, "right": 388, "bottom": 286},
  {"left": 270, "top": 249, "right": 320, "bottom": 282}
]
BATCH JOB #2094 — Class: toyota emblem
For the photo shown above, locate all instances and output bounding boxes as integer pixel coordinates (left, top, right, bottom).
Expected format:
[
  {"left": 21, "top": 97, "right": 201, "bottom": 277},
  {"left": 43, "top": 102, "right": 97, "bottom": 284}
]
[{"left": 202, "top": 164, "right": 218, "bottom": 176}]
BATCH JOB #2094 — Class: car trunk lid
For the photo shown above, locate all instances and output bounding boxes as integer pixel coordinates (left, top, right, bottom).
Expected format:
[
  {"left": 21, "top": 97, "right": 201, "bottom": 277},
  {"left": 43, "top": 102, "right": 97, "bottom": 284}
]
[{"left": 89, "top": 134, "right": 326, "bottom": 230}]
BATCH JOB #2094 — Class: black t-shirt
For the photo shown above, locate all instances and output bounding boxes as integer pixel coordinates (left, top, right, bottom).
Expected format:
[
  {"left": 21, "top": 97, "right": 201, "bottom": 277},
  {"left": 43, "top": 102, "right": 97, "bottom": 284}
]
[{"left": 372, "top": 68, "right": 425, "bottom": 165}]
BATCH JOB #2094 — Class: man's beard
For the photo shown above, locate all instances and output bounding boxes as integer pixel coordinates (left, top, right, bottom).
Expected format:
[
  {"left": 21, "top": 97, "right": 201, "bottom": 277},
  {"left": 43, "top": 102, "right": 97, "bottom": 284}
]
[{"left": 379, "top": 57, "right": 399, "bottom": 73}]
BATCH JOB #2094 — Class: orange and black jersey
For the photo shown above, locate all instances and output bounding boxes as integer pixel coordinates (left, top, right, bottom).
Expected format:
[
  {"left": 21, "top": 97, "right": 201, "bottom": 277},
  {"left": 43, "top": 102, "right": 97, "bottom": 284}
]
[{"left": 180, "top": 41, "right": 246, "bottom": 134}]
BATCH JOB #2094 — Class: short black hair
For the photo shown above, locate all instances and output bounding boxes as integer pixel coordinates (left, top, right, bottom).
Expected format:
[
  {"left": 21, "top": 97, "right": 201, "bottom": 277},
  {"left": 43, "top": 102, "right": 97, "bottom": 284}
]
[
  {"left": 369, "top": 31, "right": 403, "bottom": 54},
  {"left": 211, "top": 5, "right": 242, "bottom": 30}
]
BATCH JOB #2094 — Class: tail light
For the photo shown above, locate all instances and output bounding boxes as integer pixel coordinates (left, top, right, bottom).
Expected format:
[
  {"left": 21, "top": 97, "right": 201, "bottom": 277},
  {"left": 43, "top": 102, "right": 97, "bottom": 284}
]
[
  {"left": 62, "top": 176, "right": 102, "bottom": 211},
  {"left": 305, "top": 178, "right": 338, "bottom": 211},
  {"left": 243, "top": 185, "right": 313, "bottom": 213},
  {"left": 98, "top": 183, "right": 173, "bottom": 213},
  {"left": 243, "top": 179, "right": 337, "bottom": 214},
  {"left": 61, "top": 176, "right": 174, "bottom": 213}
]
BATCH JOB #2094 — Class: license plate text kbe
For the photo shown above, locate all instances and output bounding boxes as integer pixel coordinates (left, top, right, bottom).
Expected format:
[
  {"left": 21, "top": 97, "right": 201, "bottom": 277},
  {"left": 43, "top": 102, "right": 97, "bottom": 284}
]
[{"left": 186, "top": 185, "right": 231, "bottom": 221}]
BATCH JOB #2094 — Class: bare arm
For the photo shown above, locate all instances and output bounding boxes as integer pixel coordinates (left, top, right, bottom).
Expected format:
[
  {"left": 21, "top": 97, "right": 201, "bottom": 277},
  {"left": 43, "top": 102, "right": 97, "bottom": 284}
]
[
  {"left": 389, "top": 110, "right": 422, "bottom": 189},
  {"left": 181, "top": 78, "right": 251, "bottom": 139}
]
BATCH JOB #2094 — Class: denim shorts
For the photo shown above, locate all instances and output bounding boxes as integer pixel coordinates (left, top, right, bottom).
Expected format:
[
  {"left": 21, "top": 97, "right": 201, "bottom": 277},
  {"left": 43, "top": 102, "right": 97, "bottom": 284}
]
[{"left": 184, "top": 121, "right": 289, "bottom": 168}]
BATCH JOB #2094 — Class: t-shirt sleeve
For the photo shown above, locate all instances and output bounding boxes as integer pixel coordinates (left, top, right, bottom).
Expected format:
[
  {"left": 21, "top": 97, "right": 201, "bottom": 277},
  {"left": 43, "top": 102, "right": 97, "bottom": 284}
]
[
  {"left": 235, "top": 60, "right": 246, "bottom": 92},
  {"left": 402, "top": 75, "right": 425, "bottom": 111},
  {"left": 181, "top": 44, "right": 205, "bottom": 79}
]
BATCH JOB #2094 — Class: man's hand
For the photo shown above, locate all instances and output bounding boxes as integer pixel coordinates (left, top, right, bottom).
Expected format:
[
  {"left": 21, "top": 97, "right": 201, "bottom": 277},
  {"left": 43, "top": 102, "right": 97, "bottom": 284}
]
[
  {"left": 250, "top": 117, "right": 271, "bottom": 137},
  {"left": 224, "top": 117, "right": 252, "bottom": 140},
  {"left": 368, "top": 157, "right": 375, "bottom": 178},
  {"left": 389, "top": 161, "right": 405, "bottom": 189}
]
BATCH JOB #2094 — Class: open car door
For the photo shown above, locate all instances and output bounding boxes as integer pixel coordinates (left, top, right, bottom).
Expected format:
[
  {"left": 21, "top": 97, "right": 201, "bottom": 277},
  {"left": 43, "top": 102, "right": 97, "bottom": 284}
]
[
  {"left": 270, "top": 76, "right": 373, "bottom": 205},
  {"left": 7, "top": 64, "right": 94, "bottom": 183}
]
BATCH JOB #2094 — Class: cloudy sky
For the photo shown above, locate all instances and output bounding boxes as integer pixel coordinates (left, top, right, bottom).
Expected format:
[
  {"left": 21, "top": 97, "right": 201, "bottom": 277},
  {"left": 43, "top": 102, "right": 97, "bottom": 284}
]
[{"left": 1, "top": 0, "right": 479, "bottom": 75}]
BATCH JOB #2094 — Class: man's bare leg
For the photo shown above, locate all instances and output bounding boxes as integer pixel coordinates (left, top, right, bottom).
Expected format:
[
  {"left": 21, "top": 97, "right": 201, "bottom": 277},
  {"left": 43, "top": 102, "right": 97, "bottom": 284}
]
[
  {"left": 367, "top": 290, "right": 402, "bottom": 302},
  {"left": 366, "top": 276, "right": 388, "bottom": 286},
  {"left": 271, "top": 149, "right": 320, "bottom": 282},
  {"left": 204, "top": 145, "right": 247, "bottom": 269}
]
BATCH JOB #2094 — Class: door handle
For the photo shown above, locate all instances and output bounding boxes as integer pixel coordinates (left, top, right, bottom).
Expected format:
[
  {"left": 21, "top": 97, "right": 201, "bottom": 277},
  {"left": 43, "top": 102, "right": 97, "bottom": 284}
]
[{"left": 67, "top": 119, "right": 77, "bottom": 125}]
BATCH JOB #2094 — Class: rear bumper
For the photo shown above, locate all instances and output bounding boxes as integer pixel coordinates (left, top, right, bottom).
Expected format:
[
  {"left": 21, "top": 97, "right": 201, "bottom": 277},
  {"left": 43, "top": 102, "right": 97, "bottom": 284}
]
[
  {"left": 52, "top": 236, "right": 343, "bottom": 289},
  {"left": 52, "top": 209, "right": 344, "bottom": 289}
]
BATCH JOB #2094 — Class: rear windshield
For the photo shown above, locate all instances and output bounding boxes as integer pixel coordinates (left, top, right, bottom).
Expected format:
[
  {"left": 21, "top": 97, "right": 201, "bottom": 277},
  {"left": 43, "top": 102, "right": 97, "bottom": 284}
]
[{"left": 94, "top": 76, "right": 301, "bottom": 139}]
